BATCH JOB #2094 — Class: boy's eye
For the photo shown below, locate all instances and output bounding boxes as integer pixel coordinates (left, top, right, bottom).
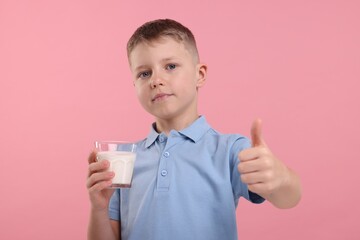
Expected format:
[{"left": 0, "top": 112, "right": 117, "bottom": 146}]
[
  {"left": 138, "top": 71, "right": 151, "bottom": 79},
  {"left": 166, "top": 64, "right": 176, "bottom": 70}
]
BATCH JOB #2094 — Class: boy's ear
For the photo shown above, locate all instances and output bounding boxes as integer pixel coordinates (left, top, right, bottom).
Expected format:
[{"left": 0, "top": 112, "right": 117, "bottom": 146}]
[{"left": 196, "top": 63, "right": 207, "bottom": 88}]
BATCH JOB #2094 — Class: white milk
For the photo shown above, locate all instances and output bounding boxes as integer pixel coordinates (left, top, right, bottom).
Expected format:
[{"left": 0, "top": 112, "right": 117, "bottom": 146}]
[{"left": 97, "top": 151, "right": 136, "bottom": 187}]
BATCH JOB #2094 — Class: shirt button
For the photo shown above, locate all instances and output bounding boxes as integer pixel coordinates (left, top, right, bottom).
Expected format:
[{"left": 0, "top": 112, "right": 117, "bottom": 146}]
[
  {"left": 159, "top": 135, "right": 164, "bottom": 142},
  {"left": 163, "top": 151, "right": 170, "bottom": 157},
  {"left": 161, "top": 170, "right": 168, "bottom": 176}
]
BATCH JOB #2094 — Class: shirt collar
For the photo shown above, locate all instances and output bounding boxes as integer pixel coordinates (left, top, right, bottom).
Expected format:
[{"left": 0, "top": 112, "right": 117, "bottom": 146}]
[
  {"left": 145, "top": 122, "right": 160, "bottom": 148},
  {"left": 144, "top": 116, "right": 211, "bottom": 148}
]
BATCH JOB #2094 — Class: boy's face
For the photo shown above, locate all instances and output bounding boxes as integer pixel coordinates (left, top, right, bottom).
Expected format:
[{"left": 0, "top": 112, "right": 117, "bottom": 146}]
[{"left": 129, "top": 37, "right": 206, "bottom": 122}]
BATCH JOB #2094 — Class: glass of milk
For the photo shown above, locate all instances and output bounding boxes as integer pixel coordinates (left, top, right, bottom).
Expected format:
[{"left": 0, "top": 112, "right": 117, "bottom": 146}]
[{"left": 95, "top": 141, "right": 137, "bottom": 188}]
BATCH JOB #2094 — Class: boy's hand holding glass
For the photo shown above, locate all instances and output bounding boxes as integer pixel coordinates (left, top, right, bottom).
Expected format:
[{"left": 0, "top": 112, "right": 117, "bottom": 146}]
[
  {"left": 87, "top": 141, "right": 137, "bottom": 211},
  {"left": 87, "top": 151, "right": 116, "bottom": 211},
  {"left": 95, "top": 141, "right": 137, "bottom": 188}
]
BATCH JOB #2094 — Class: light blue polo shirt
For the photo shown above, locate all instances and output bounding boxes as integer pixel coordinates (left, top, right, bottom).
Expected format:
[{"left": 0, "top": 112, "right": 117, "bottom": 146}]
[{"left": 109, "top": 116, "right": 264, "bottom": 240}]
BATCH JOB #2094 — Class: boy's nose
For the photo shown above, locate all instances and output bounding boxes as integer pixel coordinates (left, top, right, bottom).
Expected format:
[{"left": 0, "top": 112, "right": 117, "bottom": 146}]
[{"left": 150, "top": 74, "right": 164, "bottom": 88}]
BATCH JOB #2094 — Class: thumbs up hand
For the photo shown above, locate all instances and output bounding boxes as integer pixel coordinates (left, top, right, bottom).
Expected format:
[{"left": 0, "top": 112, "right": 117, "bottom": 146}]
[{"left": 238, "top": 119, "right": 294, "bottom": 204}]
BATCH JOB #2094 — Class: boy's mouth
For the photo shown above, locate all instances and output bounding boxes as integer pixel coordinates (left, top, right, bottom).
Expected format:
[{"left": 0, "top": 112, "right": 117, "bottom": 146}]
[{"left": 152, "top": 93, "right": 173, "bottom": 102}]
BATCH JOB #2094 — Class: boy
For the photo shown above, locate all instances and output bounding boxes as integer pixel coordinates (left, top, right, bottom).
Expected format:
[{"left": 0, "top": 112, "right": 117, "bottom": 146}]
[{"left": 87, "top": 19, "right": 301, "bottom": 240}]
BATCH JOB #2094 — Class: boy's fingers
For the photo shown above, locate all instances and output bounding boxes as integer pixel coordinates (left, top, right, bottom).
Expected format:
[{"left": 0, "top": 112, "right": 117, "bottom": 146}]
[
  {"left": 240, "top": 172, "right": 260, "bottom": 185},
  {"left": 238, "top": 160, "right": 261, "bottom": 174},
  {"left": 88, "top": 160, "right": 110, "bottom": 177},
  {"left": 251, "top": 118, "right": 267, "bottom": 147},
  {"left": 239, "top": 148, "right": 257, "bottom": 162},
  {"left": 239, "top": 147, "right": 269, "bottom": 162},
  {"left": 88, "top": 181, "right": 114, "bottom": 196},
  {"left": 87, "top": 171, "right": 114, "bottom": 189}
]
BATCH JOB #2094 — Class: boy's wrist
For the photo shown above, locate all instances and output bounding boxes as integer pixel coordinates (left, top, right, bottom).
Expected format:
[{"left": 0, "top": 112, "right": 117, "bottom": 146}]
[
  {"left": 267, "top": 168, "right": 301, "bottom": 208},
  {"left": 90, "top": 206, "right": 110, "bottom": 216}
]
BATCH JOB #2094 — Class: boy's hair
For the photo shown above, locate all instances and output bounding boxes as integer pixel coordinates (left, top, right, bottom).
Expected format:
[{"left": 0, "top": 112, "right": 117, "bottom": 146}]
[{"left": 127, "top": 19, "right": 199, "bottom": 63}]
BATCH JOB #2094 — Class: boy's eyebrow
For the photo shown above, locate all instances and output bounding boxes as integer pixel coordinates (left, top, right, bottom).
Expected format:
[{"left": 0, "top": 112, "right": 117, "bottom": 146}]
[
  {"left": 160, "top": 57, "right": 178, "bottom": 62},
  {"left": 134, "top": 64, "right": 149, "bottom": 72}
]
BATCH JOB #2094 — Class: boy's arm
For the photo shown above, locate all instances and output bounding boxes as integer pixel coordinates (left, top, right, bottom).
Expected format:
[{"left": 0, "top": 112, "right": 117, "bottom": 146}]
[
  {"left": 87, "top": 151, "right": 121, "bottom": 240},
  {"left": 238, "top": 119, "right": 301, "bottom": 209},
  {"left": 88, "top": 209, "right": 120, "bottom": 240},
  {"left": 110, "top": 220, "right": 121, "bottom": 240}
]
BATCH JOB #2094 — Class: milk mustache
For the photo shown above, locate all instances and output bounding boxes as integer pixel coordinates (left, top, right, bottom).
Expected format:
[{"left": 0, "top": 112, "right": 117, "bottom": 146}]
[{"left": 97, "top": 151, "right": 136, "bottom": 187}]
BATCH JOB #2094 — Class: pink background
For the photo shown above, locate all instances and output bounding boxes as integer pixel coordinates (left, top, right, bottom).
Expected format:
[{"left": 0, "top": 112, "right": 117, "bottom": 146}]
[{"left": 1, "top": 0, "right": 359, "bottom": 239}]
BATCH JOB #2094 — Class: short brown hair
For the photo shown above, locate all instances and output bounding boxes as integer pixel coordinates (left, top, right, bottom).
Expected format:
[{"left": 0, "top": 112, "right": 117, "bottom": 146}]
[{"left": 127, "top": 19, "right": 199, "bottom": 62}]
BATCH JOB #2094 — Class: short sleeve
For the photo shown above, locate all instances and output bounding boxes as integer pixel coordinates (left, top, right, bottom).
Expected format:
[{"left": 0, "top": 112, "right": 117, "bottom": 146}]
[
  {"left": 230, "top": 135, "right": 265, "bottom": 205},
  {"left": 108, "top": 189, "right": 121, "bottom": 221}
]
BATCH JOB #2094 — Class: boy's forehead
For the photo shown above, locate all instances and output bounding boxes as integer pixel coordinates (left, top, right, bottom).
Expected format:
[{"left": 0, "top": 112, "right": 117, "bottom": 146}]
[{"left": 129, "top": 37, "right": 193, "bottom": 66}]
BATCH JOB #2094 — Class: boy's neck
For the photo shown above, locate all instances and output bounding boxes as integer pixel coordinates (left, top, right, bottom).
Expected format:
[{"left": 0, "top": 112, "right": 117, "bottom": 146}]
[{"left": 154, "top": 114, "right": 200, "bottom": 135}]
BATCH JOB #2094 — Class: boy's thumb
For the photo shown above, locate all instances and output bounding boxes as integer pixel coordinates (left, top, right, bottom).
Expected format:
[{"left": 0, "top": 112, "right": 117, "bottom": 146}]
[
  {"left": 88, "top": 150, "right": 97, "bottom": 164},
  {"left": 251, "top": 118, "right": 266, "bottom": 147}
]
